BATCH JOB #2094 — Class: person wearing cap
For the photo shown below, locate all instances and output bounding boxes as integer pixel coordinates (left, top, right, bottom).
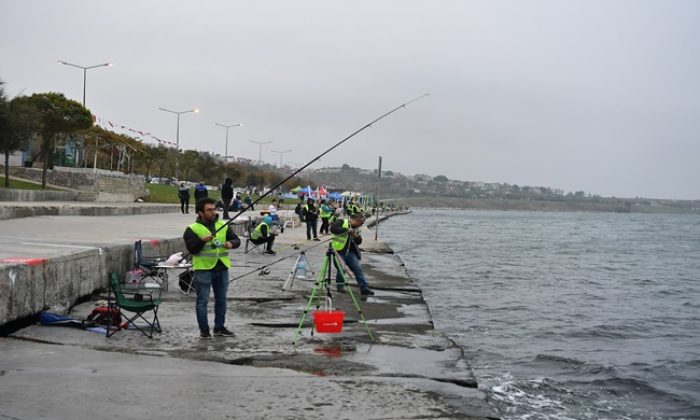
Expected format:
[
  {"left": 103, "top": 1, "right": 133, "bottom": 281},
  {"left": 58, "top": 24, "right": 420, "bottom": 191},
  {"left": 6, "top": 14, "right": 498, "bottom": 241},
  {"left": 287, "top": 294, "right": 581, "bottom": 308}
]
[{"left": 251, "top": 216, "right": 276, "bottom": 254}]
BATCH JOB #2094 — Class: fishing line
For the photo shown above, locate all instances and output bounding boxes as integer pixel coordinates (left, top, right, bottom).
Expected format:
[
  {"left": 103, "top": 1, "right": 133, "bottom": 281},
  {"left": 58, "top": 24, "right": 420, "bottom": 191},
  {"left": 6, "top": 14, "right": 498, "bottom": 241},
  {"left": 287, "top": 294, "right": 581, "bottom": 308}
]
[{"left": 229, "top": 236, "right": 334, "bottom": 282}]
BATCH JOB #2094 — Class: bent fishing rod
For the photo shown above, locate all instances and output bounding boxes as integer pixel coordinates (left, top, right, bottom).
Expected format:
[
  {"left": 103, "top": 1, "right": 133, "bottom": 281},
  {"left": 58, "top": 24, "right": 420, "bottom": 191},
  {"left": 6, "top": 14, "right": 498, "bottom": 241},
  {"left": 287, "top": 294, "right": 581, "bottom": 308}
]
[{"left": 181, "top": 94, "right": 429, "bottom": 259}]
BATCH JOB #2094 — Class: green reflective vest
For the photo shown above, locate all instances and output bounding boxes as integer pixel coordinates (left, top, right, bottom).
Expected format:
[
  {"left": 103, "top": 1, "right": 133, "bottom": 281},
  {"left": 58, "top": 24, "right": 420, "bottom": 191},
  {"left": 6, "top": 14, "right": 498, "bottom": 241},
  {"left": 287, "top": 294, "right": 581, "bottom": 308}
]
[
  {"left": 189, "top": 221, "right": 231, "bottom": 270},
  {"left": 251, "top": 222, "right": 268, "bottom": 240},
  {"left": 320, "top": 204, "right": 332, "bottom": 219},
  {"left": 331, "top": 219, "right": 352, "bottom": 252}
]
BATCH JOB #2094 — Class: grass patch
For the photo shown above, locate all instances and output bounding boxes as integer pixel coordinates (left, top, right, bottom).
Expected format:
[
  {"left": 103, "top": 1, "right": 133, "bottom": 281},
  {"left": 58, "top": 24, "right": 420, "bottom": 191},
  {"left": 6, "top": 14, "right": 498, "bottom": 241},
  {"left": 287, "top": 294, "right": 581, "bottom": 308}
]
[{"left": 0, "top": 176, "right": 60, "bottom": 190}]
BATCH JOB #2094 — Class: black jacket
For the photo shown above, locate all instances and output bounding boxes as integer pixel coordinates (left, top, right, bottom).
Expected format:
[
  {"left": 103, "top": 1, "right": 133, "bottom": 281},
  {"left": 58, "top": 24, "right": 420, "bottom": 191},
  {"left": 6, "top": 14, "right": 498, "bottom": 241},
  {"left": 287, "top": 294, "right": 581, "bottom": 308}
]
[{"left": 221, "top": 183, "right": 233, "bottom": 201}]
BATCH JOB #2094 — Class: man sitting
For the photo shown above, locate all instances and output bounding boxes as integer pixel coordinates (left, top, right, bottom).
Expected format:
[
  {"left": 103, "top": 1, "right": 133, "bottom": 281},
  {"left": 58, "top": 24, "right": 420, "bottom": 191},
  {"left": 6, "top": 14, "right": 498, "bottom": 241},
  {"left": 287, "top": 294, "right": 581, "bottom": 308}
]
[{"left": 251, "top": 216, "right": 276, "bottom": 254}]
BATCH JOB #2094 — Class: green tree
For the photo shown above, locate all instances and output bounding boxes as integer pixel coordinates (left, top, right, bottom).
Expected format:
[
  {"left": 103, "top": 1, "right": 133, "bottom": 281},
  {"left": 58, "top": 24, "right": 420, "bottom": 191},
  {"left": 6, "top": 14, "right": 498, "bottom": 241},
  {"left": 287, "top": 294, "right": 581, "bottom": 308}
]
[
  {"left": 433, "top": 175, "right": 448, "bottom": 182},
  {"left": 180, "top": 150, "right": 199, "bottom": 181},
  {"left": 0, "top": 85, "right": 42, "bottom": 186},
  {"left": 25, "top": 92, "right": 92, "bottom": 188}
]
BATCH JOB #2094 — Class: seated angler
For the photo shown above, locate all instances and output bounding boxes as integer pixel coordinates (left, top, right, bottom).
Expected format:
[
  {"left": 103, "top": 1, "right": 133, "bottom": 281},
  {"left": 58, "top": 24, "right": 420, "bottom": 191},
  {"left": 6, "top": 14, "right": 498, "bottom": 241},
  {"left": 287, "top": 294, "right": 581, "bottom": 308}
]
[{"left": 251, "top": 216, "right": 277, "bottom": 254}]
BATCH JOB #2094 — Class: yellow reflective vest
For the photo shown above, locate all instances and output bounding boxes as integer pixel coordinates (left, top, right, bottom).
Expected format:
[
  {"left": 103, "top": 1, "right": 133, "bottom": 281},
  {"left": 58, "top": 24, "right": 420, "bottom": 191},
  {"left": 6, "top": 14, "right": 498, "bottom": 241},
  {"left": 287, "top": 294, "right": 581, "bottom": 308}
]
[{"left": 189, "top": 221, "right": 231, "bottom": 270}]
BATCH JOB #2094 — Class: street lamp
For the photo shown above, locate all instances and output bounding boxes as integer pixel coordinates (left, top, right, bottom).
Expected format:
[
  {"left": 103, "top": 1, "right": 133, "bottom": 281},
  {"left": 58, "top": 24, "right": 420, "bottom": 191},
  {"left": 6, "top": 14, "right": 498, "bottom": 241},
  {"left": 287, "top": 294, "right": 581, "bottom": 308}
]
[
  {"left": 248, "top": 140, "right": 272, "bottom": 165},
  {"left": 158, "top": 107, "right": 199, "bottom": 179},
  {"left": 214, "top": 123, "right": 242, "bottom": 162},
  {"left": 270, "top": 149, "right": 292, "bottom": 168},
  {"left": 57, "top": 60, "right": 112, "bottom": 106}
]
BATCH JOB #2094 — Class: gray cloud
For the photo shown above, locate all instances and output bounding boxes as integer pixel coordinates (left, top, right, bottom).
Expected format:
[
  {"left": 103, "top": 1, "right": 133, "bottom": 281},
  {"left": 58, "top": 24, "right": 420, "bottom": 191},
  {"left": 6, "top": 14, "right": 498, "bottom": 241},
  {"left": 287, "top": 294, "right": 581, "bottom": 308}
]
[{"left": 1, "top": 0, "right": 698, "bottom": 199}]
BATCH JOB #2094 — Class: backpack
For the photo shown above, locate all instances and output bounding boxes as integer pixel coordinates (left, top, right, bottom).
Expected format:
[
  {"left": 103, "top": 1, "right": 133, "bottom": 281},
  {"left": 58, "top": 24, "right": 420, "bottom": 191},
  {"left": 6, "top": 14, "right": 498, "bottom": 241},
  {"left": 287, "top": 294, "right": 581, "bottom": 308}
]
[{"left": 87, "top": 306, "right": 122, "bottom": 326}]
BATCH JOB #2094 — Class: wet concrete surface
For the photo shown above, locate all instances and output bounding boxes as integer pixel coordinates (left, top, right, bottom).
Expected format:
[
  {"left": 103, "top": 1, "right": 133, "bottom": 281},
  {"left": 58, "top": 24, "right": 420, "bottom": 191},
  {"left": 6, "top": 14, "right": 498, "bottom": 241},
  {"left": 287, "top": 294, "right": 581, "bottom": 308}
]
[{"left": 0, "top": 207, "right": 498, "bottom": 419}]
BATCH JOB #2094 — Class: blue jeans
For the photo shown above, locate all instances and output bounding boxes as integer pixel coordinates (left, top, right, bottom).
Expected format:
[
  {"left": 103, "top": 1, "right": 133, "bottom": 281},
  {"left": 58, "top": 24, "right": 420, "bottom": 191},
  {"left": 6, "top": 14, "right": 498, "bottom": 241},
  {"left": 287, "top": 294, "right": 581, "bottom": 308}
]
[
  {"left": 194, "top": 269, "right": 229, "bottom": 331},
  {"left": 335, "top": 251, "right": 369, "bottom": 291},
  {"left": 306, "top": 219, "right": 318, "bottom": 239}
]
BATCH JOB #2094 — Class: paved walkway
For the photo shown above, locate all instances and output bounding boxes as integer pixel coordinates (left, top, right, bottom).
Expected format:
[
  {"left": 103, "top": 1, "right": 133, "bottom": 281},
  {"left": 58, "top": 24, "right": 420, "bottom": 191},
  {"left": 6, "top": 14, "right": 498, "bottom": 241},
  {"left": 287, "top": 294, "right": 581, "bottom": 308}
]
[{"left": 0, "top": 203, "right": 498, "bottom": 419}]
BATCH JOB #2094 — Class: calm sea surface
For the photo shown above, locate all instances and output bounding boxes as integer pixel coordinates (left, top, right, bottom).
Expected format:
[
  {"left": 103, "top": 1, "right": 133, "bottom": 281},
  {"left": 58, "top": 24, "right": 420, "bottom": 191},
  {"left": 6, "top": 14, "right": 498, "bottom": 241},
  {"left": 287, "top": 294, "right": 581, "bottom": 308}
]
[{"left": 378, "top": 209, "right": 700, "bottom": 420}]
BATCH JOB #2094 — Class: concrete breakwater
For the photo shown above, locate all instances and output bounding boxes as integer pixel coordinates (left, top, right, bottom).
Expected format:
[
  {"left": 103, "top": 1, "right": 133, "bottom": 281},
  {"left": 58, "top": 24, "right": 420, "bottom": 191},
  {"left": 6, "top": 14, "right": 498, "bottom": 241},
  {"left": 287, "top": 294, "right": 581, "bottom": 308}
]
[{"left": 0, "top": 207, "right": 498, "bottom": 419}]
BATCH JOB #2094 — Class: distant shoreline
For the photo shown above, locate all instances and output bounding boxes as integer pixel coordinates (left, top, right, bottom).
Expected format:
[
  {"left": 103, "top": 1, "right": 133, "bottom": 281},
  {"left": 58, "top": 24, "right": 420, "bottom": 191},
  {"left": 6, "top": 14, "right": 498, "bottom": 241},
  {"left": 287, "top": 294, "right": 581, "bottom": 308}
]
[{"left": 385, "top": 197, "right": 700, "bottom": 215}]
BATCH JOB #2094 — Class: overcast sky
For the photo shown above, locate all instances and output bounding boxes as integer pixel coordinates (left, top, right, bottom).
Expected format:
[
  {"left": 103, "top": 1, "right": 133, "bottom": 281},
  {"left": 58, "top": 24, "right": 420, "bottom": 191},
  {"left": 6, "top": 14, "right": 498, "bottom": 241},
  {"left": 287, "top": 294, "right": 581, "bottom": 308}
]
[{"left": 2, "top": 0, "right": 699, "bottom": 199}]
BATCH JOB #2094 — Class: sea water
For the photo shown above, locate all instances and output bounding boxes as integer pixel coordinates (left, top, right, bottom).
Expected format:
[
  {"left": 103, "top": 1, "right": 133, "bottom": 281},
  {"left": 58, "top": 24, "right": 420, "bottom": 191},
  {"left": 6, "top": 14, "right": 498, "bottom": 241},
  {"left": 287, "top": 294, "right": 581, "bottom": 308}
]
[{"left": 378, "top": 209, "right": 700, "bottom": 419}]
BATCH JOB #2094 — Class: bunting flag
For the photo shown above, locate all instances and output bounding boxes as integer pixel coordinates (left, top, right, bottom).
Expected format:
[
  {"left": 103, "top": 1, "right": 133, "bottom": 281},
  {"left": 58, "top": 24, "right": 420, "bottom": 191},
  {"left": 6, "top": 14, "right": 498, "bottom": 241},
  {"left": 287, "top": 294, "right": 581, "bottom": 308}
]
[{"left": 94, "top": 116, "right": 178, "bottom": 147}]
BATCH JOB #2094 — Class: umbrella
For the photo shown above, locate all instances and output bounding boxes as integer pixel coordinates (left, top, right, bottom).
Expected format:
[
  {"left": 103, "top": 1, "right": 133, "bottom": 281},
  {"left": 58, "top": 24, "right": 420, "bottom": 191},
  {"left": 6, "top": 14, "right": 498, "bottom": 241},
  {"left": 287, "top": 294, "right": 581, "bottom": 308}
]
[{"left": 290, "top": 185, "right": 302, "bottom": 193}]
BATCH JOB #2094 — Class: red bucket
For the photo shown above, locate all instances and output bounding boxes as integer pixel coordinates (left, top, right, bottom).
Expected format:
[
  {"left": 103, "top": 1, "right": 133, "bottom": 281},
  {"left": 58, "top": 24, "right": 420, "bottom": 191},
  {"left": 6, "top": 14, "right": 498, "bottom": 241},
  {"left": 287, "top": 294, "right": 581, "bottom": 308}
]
[{"left": 313, "top": 310, "right": 345, "bottom": 333}]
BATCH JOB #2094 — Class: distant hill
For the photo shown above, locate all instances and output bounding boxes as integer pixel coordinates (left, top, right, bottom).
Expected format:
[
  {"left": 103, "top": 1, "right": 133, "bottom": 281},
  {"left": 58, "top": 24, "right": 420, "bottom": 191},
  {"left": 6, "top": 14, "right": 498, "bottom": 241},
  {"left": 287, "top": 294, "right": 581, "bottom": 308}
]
[{"left": 302, "top": 165, "right": 700, "bottom": 214}]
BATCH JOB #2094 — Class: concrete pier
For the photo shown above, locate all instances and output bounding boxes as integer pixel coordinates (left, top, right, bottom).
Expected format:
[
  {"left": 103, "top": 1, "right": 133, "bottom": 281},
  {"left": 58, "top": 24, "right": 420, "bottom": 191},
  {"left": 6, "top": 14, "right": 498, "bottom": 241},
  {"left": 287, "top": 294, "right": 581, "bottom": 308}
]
[{"left": 0, "top": 203, "right": 499, "bottom": 419}]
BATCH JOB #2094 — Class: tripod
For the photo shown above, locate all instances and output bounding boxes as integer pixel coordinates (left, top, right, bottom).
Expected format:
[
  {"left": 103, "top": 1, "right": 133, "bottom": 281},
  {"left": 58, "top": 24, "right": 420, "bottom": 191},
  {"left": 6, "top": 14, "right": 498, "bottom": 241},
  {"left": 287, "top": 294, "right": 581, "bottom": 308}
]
[
  {"left": 292, "top": 247, "right": 375, "bottom": 344},
  {"left": 282, "top": 251, "right": 315, "bottom": 291}
]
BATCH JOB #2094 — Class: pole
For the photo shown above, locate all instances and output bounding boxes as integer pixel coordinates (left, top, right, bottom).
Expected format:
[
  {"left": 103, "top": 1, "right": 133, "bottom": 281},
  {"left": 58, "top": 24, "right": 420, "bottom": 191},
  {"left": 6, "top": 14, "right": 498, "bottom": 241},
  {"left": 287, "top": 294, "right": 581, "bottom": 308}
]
[
  {"left": 374, "top": 156, "right": 382, "bottom": 241},
  {"left": 82, "top": 68, "right": 87, "bottom": 106},
  {"left": 175, "top": 113, "right": 180, "bottom": 179},
  {"left": 225, "top": 128, "right": 229, "bottom": 162},
  {"left": 93, "top": 135, "right": 99, "bottom": 173}
]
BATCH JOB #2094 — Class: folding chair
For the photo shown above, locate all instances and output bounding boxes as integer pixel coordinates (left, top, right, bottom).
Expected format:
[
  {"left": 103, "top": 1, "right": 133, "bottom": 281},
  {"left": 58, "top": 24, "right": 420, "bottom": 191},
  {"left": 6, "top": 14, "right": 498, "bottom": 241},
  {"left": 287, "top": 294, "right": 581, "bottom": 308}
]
[
  {"left": 244, "top": 219, "right": 267, "bottom": 254},
  {"left": 134, "top": 240, "right": 168, "bottom": 285},
  {"left": 106, "top": 272, "right": 162, "bottom": 338}
]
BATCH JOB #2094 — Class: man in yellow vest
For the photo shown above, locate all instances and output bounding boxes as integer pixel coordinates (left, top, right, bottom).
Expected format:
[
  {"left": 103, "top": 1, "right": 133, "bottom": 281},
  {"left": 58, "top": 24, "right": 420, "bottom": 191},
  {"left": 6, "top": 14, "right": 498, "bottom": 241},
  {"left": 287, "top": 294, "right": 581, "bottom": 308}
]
[
  {"left": 183, "top": 197, "right": 241, "bottom": 339},
  {"left": 330, "top": 213, "right": 374, "bottom": 295},
  {"left": 251, "top": 216, "right": 276, "bottom": 254}
]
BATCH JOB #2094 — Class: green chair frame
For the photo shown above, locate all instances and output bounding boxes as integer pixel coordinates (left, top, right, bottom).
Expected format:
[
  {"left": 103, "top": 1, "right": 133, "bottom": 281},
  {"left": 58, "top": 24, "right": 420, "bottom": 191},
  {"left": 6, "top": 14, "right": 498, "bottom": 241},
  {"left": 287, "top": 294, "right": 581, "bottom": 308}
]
[{"left": 106, "top": 272, "right": 162, "bottom": 338}]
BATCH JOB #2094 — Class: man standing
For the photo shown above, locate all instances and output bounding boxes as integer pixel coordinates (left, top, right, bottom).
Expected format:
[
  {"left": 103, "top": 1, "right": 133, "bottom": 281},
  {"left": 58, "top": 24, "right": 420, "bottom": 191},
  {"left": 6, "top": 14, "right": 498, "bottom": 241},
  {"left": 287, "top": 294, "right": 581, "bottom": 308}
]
[
  {"left": 331, "top": 213, "right": 374, "bottom": 295},
  {"left": 178, "top": 182, "right": 190, "bottom": 214},
  {"left": 194, "top": 182, "right": 208, "bottom": 202},
  {"left": 221, "top": 178, "right": 233, "bottom": 220},
  {"left": 319, "top": 199, "right": 333, "bottom": 235},
  {"left": 303, "top": 197, "right": 320, "bottom": 241},
  {"left": 183, "top": 197, "right": 241, "bottom": 338}
]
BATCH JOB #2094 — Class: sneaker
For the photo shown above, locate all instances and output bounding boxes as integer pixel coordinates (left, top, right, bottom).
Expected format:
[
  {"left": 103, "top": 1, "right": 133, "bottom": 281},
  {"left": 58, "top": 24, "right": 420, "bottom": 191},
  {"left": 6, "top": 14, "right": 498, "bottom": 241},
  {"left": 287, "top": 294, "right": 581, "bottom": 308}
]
[
  {"left": 213, "top": 327, "right": 235, "bottom": 337},
  {"left": 200, "top": 329, "right": 212, "bottom": 339},
  {"left": 313, "top": 237, "right": 320, "bottom": 241},
  {"left": 265, "top": 250, "right": 277, "bottom": 255},
  {"left": 336, "top": 286, "right": 346, "bottom": 293},
  {"left": 360, "top": 288, "right": 375, "bottom": 296}
]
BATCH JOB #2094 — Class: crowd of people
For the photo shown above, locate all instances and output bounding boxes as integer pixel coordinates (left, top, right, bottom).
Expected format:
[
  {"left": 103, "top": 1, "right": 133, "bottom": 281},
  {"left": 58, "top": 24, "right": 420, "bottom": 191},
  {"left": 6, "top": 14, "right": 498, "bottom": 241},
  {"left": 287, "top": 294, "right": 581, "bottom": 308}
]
[{"left": 181, "top": 182, "right": 384, "bottom": 339}]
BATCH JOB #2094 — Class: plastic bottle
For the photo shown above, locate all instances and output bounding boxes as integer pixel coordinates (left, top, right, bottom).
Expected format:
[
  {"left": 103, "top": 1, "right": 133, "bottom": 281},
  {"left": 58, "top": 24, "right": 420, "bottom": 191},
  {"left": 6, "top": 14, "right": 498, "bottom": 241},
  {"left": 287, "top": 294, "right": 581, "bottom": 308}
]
[{"left": 296, "top": 260, "right": 306, "bottom": 278}]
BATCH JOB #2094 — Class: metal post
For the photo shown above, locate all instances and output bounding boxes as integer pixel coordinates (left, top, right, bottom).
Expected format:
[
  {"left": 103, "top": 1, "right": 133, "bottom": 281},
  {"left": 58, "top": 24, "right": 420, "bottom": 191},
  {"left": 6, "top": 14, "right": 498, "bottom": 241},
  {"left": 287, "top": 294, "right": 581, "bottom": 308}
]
[
  {"left": 93, "top": 135, "right": 99, "bottom": 173},
  {"left": 374, "top": 156, "right": 382, "bottom": 241}
]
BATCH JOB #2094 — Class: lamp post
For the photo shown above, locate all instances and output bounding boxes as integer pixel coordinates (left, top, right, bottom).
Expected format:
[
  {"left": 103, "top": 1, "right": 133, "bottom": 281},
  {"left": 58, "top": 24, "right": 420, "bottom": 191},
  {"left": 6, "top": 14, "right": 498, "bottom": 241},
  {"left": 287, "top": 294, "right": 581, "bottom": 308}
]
[
  {"left": 57, "top": 60, "right": 112, "bottom": 107},
  {"left": 158, "top": 107, "right": 199, "bottom": 179},
  {"left": 214, "top": 123, "right": 242, "bottom": 162},
  {"left": 270, "top": 149, "right": 292, "bottom": 168},
  {"left": 248, "top": 140, "right": 272, "bottom": 165}
]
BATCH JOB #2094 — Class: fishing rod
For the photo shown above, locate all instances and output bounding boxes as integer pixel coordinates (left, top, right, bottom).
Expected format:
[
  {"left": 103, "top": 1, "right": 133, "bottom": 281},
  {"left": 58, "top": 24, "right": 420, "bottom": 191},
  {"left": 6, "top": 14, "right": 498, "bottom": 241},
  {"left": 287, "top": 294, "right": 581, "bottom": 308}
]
[
  {"left": 223, "top": 94, "right": 429, "bottom": 230},
  {"left": 182, "top": 94, "right": 430, "bottom": 258}
]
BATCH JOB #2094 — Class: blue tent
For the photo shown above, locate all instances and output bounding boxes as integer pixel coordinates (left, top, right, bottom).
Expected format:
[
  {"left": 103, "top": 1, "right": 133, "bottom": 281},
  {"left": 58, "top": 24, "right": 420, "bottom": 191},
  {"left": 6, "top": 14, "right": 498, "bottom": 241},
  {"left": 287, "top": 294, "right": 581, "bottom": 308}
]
[{"left": 328, "top": 192, "right": 343, "bottom": 200}]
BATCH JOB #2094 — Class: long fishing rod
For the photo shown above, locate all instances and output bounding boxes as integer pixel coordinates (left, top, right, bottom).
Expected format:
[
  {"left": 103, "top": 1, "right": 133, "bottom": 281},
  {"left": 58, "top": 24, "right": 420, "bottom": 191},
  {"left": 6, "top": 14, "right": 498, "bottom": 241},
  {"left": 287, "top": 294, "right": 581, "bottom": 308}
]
[
  {"left": 180, "top": 94, "right": 429, "bottom": 259},
  {"left": 216, "top": 93, "right": 429, "bottom": 233}
]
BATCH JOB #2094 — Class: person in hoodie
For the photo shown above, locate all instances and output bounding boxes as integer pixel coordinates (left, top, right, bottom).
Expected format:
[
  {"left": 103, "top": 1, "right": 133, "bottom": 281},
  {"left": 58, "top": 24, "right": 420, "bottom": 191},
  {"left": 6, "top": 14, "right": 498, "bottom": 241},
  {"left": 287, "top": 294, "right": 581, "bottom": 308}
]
[
  {"left": 183, "top": 197, "right": 241, "bottom": 338},
  {"left": 221, "top": 178, "right": 234, "bottom": 219},
  {"left": 194, "top": 182, "right": 208, "bottom": 202}
]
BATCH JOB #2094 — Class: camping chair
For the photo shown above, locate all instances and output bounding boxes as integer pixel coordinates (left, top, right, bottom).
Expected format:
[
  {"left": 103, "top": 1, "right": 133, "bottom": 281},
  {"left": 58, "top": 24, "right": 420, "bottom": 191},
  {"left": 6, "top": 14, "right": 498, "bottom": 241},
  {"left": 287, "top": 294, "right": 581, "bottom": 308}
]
[
  {"left": 106, "top": 272, "right": 162, "bottom": 338},
  {"left": 134, "top": 240, "right": 168, "bottom": 285},
  {"left": 244, "top": 219, "right": 267, "bottom": 254}
]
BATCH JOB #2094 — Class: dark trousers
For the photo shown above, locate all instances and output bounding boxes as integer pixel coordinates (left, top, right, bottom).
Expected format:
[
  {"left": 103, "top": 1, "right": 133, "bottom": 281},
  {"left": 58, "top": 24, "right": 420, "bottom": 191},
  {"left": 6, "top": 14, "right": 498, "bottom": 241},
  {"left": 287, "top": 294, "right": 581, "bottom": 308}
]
[
  {"left": 320, "top": 217, "right": 330, "bottom": 234},
  {"left": 251, "top": 236, "right": 275, "bottom": 251},
  {"left": 222, "top": 199, "right": 232, "bottom": 219},
  {"left": 180, "top": 198, "right": 189, "bottom": 214}
]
